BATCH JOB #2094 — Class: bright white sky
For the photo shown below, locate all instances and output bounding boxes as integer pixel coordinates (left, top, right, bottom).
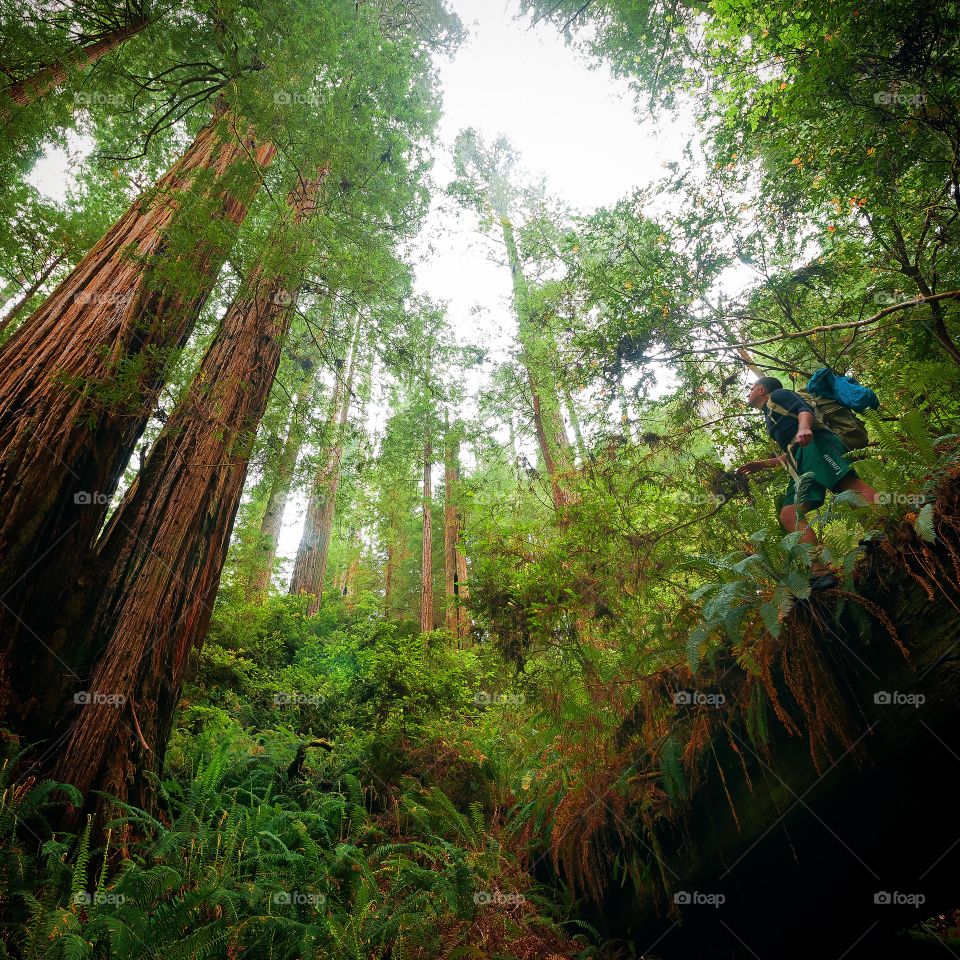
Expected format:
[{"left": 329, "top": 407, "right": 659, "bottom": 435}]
[{"left": 414, "top": 0, "right": 687, "bottom": 363}]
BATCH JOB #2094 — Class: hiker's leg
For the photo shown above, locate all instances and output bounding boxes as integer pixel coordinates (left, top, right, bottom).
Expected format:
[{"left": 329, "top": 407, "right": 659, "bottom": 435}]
[
  {"left": 780, "top": 504, "right": 830, "bottom": 574},
  {"left": 834, "top": 473, "right": 878, "bottom": 505}
]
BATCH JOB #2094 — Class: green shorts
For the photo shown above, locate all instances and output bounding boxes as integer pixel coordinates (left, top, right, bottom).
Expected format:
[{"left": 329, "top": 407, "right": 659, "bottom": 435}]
[{"left": 782, "top": 430, "right": 856, "bottom": 509}]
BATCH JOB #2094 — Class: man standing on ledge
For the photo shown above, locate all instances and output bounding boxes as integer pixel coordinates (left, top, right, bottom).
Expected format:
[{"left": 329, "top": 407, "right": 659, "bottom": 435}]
[{"left": 736, "top": 377, "right": 878, "bottom": 589}]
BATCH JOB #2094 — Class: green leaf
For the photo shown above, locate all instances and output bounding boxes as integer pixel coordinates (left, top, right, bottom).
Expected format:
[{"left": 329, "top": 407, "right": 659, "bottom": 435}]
[{"left": 915, "top": 503, "right": 936, "bottom": 543}]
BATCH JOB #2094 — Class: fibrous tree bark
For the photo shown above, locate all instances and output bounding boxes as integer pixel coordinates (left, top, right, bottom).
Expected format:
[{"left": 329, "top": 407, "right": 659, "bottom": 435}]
[
  {"left": 0, "top": 104, "right": 275, "bottom": 735},
  {"left": 289, "top": 323, "right": 360, "bottom": 614},
  {"left": 49, "top": 169, "right": 326, "bottom": 816},
  {"left": 245, "top": 360, "right": 317, "bottom": 602}
]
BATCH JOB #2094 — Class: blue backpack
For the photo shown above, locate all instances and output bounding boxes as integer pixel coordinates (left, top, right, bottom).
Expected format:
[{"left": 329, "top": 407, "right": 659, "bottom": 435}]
[
  {"left": 798, "top": 368, "right": 879, "bottom": 450},
  {"left": 806, "top": 368, "right": 880, "bottom": 412}
]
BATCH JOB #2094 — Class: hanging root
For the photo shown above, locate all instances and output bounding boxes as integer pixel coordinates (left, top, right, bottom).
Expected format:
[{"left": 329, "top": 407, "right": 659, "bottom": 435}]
[{"left": 773, "top": 613, "right": 864, "bottom": 770}]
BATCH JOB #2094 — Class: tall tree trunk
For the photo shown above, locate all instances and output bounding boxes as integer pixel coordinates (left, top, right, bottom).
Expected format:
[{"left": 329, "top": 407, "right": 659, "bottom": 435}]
[
  {"left": 51, "top": 170, "right": 325, "bottom": 817},
  {"left": 499, "top": 215, "right": 573, "bottom": 508},
  {"left": 563, "top": 385, "right": 587, "bottom": 460},
  {"left": 245, "top": 362, "right": 316, "bottom": 602},
  {"left": 0, "top": 252, "right": 65, "bottom": 339},
  {"left": 289, "top": 325, "right": 359, "bottom": 613},
  {"left": 1, "top": 19, "right": 148, "bottom": 122},
  {"left": 443, "top": 424, "right": 470, "bottom": 643},
  {"left": 0, "top": 105, "right": 274, "bottom": 734},
  {"left": 420, "top": 434, "right": 434, "bottom": 633},
  {"left": 384, "top": 539, "right": 396, "bottom": 616}
]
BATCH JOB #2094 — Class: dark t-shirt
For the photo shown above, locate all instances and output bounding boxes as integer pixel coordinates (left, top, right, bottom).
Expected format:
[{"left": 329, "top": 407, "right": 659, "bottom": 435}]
[{"left": 763, "top": 388, "right": 815, "bottom": 451}]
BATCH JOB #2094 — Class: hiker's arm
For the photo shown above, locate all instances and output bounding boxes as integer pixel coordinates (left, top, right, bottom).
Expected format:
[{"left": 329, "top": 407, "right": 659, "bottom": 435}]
[
  {"left": 793, "top": 411, "right": 814, "bottom": 447},
  {"left": 736, "top": 454, "right": 786, "bottom": 475}
]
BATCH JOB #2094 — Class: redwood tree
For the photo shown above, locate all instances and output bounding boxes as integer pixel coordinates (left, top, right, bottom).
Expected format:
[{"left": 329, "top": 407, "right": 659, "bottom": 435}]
[
  {"left": 52, "top": 169, "right": 326, "bottom": 813},
  {"left": 443, "top": 421, "right": 470, "bottom": 642},
  {"left": 420, "top": 432, "right": 435, "bottom": 633},
  {"left": 289, "top": 325, "right": 359, "bottom": 613},
  {"left": 0, "top": 18, "right": 149, "bottom": 123},
  {"left": 0, "top": 104, "right": 275, "bottom": 732},
  {"left": 245, "top": 358, "right": 317, "bottom": 602}
]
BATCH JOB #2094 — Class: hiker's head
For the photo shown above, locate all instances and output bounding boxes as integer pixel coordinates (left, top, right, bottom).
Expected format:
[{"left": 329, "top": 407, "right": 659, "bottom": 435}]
[{"left": 747, "top": 377, "right": 782, "bottom": 409}]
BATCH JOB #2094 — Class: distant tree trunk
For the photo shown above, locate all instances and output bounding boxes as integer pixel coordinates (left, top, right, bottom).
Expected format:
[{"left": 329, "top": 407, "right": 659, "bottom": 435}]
[
  {"left": 563, "top": 385, "right": 587, "bottom": 460},
  {"left": 420, "top": 435, "right": 434, "bottom": 633},
  {"left": 384, "top": 539, "right": 396, "bottom": 615},
  {"left": 0, "top": 252, "right": 65, "bottom": 339},
  {"left": 443, "top": 424, "right": 470, "bottom": 642},
  {"left": 499, "top": 215, "right": 574, "bottom": 508},
  {"left": 245, "top": 362, "right": 316, "bottom": 602},
  {"left": 617, "top": 381, "right": 634, "bottom": 439},
  {"left": 0, "top": 105, "right": 274, "bottom": 735},
  {"left": 341, "top": 538, "right": 361, "bottom": 602},
  {"left": 51, "top": 170, "right": 325, "bottom": 817},
  {"left": 1, "top": 19, "right": 148, "bottom": 122},
  {"left": 289, "top": 325, "right": 359, "bottom": 613}
]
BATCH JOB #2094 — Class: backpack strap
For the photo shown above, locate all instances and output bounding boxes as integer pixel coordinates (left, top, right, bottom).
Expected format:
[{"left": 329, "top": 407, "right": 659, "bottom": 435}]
[{"left": 764, "top": 392, "right": 826, "bottom": 431}]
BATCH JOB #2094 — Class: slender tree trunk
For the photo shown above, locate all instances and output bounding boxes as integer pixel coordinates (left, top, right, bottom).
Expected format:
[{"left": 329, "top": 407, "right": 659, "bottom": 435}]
[
  {"left": 384, "top": 539, "right": 396, "bottom": 615},
  {"left": 617, "top": 381, "right": 634, "bottom": 439},
  {"left": 1, "top": 19, "right": 148, "bottom": 122},
  {"left": 443, "top": 424, "right": 470, "bottom": 643},
  {"left": 289, "top": 325, "right": 359, "bottom": 613},
  {"left": 499, "top": 215, "right": 573, "bottom": 508},
  {"left": 420, "top": 434, "right": 434, "bottom": 633},
  {"left": 563, "top": 385, "right": 587, "bottom": 460},
  {"left": 0, "top": 252, "right": 65, "bottom": 339},
  {"left": 51, "top": 171, "right": 325, "bottom": 817},
  {"left": 245, "top": 363, "right": 316, "bottom": 602},
  {"left": 0, "top": 106, "right": 274, "bottom": 734}
]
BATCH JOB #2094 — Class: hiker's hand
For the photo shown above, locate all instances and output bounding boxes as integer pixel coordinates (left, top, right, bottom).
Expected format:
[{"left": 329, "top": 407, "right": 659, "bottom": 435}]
[
  {"left": 736, "top": 461, "right": 767, "bottom": 475},
  {"left": 793, "top": 427, "right": 813, "bottom": 447}
]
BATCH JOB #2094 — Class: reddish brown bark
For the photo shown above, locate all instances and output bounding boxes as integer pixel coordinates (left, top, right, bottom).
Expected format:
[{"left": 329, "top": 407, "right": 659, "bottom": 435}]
[
  {"left": 420, "top": 435, "right": 434, "bottom": 633},
  {"left": 289, "top": 329, "right": 358, "bottom": 614},
  {"left": 52, "top": 171, "right": 325, "bottom": 814},
  {"left": 0, "top": 107, "right": 274, "bottom": 732},
  {"left": 1, "top": 20, "right": 148, "bottom": 122},
  {"left": 443, "top": 427, "right": 470, "bottom": 642},
  {"left": 245, "top": 364, "right": 316, "bottom": 602}
]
